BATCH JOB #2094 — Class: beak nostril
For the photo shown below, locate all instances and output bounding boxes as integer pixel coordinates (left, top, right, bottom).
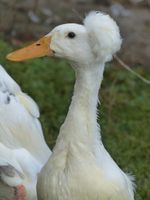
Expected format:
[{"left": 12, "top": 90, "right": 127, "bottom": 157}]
[{"left": 6, "top": 36, "right": 52, "bottom": 61}]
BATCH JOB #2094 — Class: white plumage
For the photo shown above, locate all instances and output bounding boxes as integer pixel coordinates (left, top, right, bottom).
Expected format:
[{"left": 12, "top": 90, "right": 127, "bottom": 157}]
[
  {"left": 36, "top": 12, "right": 135, "bottom": 200},
  {"left": 0, "top": 65, "right": 51, "bottom": 199},
  {"left": 84, "top": 11, "right": 122, "bottom": 62},
  {"left": 4, "top": 11, "right": 135, "bottom": 200}
]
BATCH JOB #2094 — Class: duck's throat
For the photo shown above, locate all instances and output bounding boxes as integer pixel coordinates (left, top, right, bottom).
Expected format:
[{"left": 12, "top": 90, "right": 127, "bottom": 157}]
[{"left": 58, "top": 63, "right": 105, "bottom": 146}]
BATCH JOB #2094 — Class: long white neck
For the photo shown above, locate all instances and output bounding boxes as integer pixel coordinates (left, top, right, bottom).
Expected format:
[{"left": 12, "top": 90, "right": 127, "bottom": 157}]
[{"left": 55, "top": 62, "right": 105, "bottom": 153}]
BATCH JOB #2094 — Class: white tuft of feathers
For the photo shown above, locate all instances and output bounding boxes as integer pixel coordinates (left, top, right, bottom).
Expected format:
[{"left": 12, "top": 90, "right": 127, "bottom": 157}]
[{"left": 84, "top": 11, "right": 122, "bottom": 62}]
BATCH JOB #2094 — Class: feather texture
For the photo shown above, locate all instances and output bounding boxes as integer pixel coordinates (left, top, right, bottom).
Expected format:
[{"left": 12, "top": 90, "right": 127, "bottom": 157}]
[
  {"left": 37, "top": 11, "right": 135, "bottom": 200},
  {"left": 0, "top": 64, "right": 51, "bottom": 199}
]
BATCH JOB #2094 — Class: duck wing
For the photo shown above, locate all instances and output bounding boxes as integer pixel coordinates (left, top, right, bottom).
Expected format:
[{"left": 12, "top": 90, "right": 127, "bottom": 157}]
[{"left": 0, "top": 64, "right": 51, "bottom": 166}]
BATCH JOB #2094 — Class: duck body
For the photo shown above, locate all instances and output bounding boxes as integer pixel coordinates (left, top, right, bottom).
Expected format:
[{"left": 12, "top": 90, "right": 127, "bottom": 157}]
[
  {"left": 0, "top": 64, "right": 51, "bottom": 199},
  {"left": 37, "top": 65, "right": 134, "bottom": 200},
  {"left": 38, "top": 144, "right": 133, "bottom": 200}
]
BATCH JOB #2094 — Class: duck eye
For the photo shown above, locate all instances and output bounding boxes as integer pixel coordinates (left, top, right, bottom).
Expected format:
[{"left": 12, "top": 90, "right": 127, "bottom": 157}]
[{"left": 67, "top": 32, "right": 76, "bottom": 39}]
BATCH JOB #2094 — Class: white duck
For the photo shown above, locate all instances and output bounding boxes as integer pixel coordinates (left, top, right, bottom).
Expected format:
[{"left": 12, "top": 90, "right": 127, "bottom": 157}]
[
  {"left": 7, "top": 11, "right": 135, "bottom": 200},
  {"left": 0, "top": 65, "right": 51, "bottom": 199}
]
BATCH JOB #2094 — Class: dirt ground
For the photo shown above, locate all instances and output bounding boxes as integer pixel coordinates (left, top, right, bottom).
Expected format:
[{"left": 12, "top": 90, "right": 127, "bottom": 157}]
[{"left": 0, "top": 0, "right": 150, "bottom": 67}]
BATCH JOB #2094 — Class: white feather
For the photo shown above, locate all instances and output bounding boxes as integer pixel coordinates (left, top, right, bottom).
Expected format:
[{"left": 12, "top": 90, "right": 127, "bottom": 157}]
[
  {"left": 0, "top": 64, "right": 51, "bottom": 199},
  {"left": 84, "top": 11, "right": 122, "bottom": 62},
  {"left": 37, "top": 11, "right": 135, "bottom": 200}
]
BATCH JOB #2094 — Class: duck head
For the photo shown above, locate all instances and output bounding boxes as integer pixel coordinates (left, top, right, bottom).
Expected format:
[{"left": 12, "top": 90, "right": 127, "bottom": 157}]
[{"left": 7, "top": 11, "right": 122, "bottom": 66}]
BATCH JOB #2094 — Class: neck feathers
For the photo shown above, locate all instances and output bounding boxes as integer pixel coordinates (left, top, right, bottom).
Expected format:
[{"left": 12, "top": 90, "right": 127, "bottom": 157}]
[{"left": 57, "top": 63, "right": 105, "bottom": 148}]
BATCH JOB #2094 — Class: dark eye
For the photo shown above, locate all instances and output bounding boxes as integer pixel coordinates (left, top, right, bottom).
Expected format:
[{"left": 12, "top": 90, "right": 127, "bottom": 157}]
[{"left": 67, "top": 32, "right": 76, "bottom": 39}]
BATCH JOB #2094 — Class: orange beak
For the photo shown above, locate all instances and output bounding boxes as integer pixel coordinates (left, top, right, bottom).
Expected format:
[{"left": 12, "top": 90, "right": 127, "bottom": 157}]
[{"left": 6, "top": 36, "right": 53, "bottom": 62}]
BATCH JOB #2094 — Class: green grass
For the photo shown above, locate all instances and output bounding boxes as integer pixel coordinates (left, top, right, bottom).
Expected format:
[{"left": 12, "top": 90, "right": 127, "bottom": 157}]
[{"left": 0, "top": 40, "right": 150, "bottom": 199}]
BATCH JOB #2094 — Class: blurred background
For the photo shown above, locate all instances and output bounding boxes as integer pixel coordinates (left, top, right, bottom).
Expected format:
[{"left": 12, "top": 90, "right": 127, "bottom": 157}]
[
  {"left": 0, "top": 0, "right": 150, "bottom": 200},
  {"left": 0, "top": 0, "right": 150, "bottom": 66}
]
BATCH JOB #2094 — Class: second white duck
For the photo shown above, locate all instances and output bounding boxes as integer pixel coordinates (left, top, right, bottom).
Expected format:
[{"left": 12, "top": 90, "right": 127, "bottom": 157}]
[{"left": 0, "top": 65, "right": 51, "bottom": 200}]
